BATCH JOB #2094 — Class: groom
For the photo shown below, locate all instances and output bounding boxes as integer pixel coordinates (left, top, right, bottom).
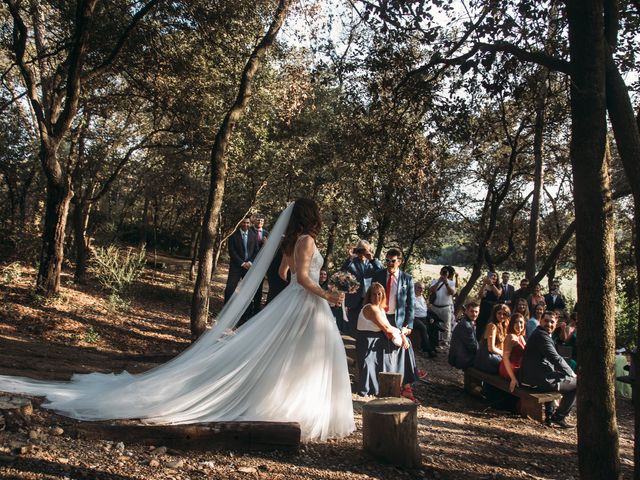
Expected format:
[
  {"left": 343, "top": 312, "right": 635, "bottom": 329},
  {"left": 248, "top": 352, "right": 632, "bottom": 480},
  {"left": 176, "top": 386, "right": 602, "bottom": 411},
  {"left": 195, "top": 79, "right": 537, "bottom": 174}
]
[{"left": 224, "top": 216, "right": 259, "bottom": 305}]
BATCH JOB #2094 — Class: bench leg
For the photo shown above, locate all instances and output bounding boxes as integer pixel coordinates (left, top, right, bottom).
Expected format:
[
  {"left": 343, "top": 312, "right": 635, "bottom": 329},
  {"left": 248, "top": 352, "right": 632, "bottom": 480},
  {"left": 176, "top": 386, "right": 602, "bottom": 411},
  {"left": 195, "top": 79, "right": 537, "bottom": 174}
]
[
  {"left": 518, "top": 397, "right": 544, "bottom": 422},
  {"left": 464, "top": 372, "right": 482, "bottom": 397}
]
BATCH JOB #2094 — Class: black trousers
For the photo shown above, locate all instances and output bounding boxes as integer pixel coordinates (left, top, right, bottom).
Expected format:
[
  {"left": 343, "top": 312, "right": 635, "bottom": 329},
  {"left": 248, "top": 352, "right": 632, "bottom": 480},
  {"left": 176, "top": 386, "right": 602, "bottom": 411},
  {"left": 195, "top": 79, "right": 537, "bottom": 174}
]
[
  {"left": 542, "top": 376, "right": 577, "bottom": 419},
  {"left": 412, "top": 316, "right": 431, "bottom": 352},
  {"left": 224, "top": 266, "right": 247, "bottom": 304}
]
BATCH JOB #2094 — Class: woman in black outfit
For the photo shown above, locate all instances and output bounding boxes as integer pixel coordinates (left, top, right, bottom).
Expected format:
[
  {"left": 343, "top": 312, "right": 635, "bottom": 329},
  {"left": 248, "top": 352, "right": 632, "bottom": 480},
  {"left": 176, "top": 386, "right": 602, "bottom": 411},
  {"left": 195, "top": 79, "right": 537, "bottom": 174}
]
[{"left": 476, "top": 271, "right": 502, "bottom": 341}]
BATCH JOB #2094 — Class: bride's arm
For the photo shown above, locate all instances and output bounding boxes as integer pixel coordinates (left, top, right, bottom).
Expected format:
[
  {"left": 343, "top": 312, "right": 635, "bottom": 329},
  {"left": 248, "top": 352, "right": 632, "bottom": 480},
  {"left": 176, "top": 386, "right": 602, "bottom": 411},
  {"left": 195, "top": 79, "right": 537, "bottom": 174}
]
[
  {"left": 278, "top": 256, "right": 290, "bottom": 281},
  {"left": 295, "top": 235, "right": 342, "bottom": 303}
]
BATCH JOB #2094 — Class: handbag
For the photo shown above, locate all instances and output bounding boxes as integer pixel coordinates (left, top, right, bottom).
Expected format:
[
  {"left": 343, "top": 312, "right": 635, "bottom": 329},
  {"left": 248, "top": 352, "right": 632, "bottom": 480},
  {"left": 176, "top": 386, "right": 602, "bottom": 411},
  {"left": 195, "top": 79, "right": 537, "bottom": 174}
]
[{"left": 429, "top": 281, "right": 445, "bottom": 305}]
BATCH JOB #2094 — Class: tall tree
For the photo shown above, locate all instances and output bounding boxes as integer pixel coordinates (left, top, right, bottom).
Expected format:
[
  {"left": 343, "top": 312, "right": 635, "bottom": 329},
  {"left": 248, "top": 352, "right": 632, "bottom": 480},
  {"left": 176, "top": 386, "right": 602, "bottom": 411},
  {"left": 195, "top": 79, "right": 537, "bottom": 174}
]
[
  {"left": 3, "top": 0, "right": 161, "bottom": 295},
  {"left": 190, "top": 0, "right": 294, "bottom": 337}
]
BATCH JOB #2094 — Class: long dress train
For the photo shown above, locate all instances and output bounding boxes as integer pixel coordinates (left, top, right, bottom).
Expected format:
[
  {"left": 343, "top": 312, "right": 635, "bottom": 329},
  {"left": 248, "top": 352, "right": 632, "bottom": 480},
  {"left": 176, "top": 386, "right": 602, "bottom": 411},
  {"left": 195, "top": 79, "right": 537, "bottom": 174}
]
[{"left": 0, "top": 203, "right": 355, "bottom": 442}]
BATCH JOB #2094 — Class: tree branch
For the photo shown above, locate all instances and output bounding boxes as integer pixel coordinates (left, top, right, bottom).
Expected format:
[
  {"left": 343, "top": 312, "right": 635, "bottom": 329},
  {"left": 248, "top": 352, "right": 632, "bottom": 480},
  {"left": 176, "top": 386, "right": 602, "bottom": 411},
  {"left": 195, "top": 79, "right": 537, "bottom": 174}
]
[{"left": 85, "top": 0, "right": 162, "bottom": 80}]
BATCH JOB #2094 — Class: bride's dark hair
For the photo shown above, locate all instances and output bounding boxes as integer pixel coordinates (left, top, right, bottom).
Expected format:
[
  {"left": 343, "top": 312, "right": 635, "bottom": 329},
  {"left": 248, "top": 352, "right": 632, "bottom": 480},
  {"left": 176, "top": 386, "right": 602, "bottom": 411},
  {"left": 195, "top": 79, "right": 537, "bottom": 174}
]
[{"left": 282, "top": 198, "right": 322, "bottom": 256}]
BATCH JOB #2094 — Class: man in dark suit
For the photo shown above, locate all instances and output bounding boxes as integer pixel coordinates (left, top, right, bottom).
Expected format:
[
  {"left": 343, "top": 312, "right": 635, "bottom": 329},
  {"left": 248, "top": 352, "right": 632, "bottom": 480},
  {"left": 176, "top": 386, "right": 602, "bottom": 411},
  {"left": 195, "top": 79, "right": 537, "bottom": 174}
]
[
  {"left": 498, "top": 271, "right": 515, "bottom": 306},
  {"left": 520, "top": 311, "right": 577, "bottom": 428},
  {"left": 341, "top": 240, "right": 383, "bottom": 333},
  {"left": 223, "top": 216, "right": 259, "bottom": 305},
  {"left": 251, "top": 214, "right": 270, "bottom": 314},
  {"left": 448, "top": 302, "right": 480, "bottom": 370},
  {"left": 544, "top": 279, "right": 567, "bottom": 311},
  {"left": 512, "top": 278, "right": 530, "bottom": 305}
]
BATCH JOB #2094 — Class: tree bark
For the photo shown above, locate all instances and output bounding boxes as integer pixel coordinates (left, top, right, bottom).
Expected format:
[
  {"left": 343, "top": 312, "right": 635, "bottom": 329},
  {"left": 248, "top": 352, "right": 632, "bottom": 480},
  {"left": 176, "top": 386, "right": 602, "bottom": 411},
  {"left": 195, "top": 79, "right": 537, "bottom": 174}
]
[
  {"left": 323, "top": 210, "right": 340, "bottom": 270},
  {"left": 72, "top": 199, "right": 91, "bottom": 283},
  {"left": 567, "top": 2, "right": 620, "bottom": 478},
  {"left": 525, "top": 73, "right": 548, "bottom": 280},
  {"left": 190, "top": 0, "right": 293, "bottom": 338},
  {"left": 603, "top": 41, "right": 640, "bottom": 480},
  {"left": 36, "top": 173, "right": 73, "bottom": 294}
]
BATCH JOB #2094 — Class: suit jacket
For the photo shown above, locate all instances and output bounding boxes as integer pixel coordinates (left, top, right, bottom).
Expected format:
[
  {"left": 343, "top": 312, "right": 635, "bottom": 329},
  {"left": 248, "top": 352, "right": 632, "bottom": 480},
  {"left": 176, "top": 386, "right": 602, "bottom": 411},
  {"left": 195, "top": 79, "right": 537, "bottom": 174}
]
[
  {"left": 519, "top": 326, "right": 574, "bottom": 389},
  {"left": 341, "top": 257, "right": 383, "bottom": 308},
  {"left": 448, "top": 316, "right": 478, "bottom": 369},
  {"left": 499, "top": 284, "right": 515, "bottom": 305},
  {"left": 228, "top": 229, "right": 259, "bottom": 271},
  {"left": 372, "top": 269, "right": 415, "bottom": 329},
  {"left": 252, "top": 227, "right": 269, "bottom": 250},
  {"left": 544, "top": 293, "right": 566, "bottom": 311},
  {"left": 512, "top": 287, "right": 529, "bottom": 305}
]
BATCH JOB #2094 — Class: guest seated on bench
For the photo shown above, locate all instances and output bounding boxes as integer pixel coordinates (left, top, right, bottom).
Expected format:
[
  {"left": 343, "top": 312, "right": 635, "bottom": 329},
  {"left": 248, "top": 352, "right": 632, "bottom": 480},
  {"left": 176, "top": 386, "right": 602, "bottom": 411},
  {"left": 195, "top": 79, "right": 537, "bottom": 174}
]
[
  {"left": 526, "top": 302, "right": 545, "bottom": 340},
  {"left": 499, "top": 313, "right": 527, "bottom": 392},
  {"left": 520, "top": 311, "right": 577, "bottom": 429},
  {"left": 448, "top": 302, "right": 480, "bottom": 370},
  {"left": 474, "top": 304, "right": 510, "bottom": 374}
]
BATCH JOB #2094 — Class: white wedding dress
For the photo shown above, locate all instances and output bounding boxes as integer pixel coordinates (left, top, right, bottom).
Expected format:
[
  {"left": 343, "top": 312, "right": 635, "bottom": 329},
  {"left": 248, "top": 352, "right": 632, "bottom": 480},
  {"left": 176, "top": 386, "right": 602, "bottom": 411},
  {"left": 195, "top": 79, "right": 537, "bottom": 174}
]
[{"left": 0, "top": 203, "right": 355, "bottom": 442}]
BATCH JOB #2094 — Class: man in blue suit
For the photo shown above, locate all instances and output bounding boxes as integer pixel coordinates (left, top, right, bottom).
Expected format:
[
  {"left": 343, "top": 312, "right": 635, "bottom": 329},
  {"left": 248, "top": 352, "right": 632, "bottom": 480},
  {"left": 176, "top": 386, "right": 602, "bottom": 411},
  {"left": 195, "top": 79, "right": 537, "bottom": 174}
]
[
  {"left": 341, "top": 240, "right": 383, "bottom": 333},
  {"left": 371, "top": 248, "right": 419, "bottom": 401},
  {"left": 372, "top": 248, "right": 415, "bottom": 333}
]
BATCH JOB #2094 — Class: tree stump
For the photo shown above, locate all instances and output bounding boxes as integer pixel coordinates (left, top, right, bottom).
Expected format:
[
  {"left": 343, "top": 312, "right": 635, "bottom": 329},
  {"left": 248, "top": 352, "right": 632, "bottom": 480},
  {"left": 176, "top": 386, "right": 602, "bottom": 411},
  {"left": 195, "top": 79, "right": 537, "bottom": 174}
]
[
  {"left": 378, "top": 372, "right": 403, "bottom": 397},
  {"left": 0, "top": 396, "right": 33, "bottom": 431},
  {"left": 362, "top": 397, "right": 420, "bottom": 468}
]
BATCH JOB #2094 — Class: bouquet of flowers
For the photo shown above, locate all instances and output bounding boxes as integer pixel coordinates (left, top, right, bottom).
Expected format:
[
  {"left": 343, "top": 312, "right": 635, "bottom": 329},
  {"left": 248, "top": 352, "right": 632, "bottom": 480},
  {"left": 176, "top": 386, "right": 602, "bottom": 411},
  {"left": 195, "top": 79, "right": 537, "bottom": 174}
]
[
  {"left": 385, "top": 327, "right": 405, "bottom": 348},
  {"left": 328, "top": 271, "right": 360, "bottom": 294}
]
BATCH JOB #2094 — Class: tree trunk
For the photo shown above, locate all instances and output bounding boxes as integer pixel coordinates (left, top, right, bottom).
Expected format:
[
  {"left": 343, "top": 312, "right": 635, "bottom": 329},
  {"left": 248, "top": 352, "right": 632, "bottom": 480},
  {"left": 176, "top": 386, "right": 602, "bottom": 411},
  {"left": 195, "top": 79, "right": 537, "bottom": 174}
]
[
  {"left": 567, "top": 2, "right": 620, "bottom": 478},
  {"left": 72, "top": 199, "right": 91, "bottom": 283},
  {"left": 189, "top": 224, "right": 201, "bottom": 282},
  {"left": 373, "top": 214, "right": 391, "bottom": 259},
  {"left": 323, "top": 210, "right": 339, "bottom": 270},
  {"left": 526, "top": 72, "right": 548, "bottom": 280},
  {"left": 139, "top": 195, "right": 150, "bottom": 249},
  {"left": 190, "top": 0, "right": 292, "bottom": 338},
  {"left": 37, "top": 175, "right": 73, "bottom": 295},
  {"left": 603, "top": 43, "right": 640, "bottom": 480}
]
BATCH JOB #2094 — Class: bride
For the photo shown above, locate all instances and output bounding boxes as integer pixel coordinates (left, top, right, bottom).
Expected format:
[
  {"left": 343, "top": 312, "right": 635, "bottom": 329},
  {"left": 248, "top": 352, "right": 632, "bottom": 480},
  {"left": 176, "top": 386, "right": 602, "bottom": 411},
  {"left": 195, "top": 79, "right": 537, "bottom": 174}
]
[{"left": 0, "top": 198, "right": 356, "bottom": 442}]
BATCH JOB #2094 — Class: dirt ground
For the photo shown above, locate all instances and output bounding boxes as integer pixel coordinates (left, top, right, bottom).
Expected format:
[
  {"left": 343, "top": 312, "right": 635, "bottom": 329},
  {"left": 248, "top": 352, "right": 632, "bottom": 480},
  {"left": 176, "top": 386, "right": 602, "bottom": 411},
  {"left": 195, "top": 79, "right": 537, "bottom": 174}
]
[{"left": 0, "top": 259, "right": 634, "bottom": 479}]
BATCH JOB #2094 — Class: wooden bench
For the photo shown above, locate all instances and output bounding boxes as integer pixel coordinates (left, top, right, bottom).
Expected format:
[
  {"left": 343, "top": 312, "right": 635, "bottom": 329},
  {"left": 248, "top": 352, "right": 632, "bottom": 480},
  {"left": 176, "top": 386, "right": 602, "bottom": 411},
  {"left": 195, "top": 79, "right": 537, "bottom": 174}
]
[{"left": 464, "top": 367, "right": 562, "bottom": 422}]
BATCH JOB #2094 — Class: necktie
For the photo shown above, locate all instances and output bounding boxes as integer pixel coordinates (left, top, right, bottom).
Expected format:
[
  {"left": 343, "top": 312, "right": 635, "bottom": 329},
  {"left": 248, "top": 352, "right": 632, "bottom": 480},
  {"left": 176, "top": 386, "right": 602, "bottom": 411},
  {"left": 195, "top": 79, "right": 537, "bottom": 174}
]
[
  {"left": 385, "top": 274, "right": 393, "bottom": 312},
  {"left": 242, "top": 232, "right": 248, "bottom": 260},
  {"left": 257, "top": 230, "right": 262, "bottom": 242}
]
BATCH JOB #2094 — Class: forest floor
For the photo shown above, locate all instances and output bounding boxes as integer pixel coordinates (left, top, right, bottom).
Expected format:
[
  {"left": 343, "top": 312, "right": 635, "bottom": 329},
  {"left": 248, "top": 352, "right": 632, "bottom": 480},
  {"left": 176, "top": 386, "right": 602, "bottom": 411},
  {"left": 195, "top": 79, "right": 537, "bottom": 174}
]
[{"left": 0, "top": 257, "right": 634, "bottom": 480}]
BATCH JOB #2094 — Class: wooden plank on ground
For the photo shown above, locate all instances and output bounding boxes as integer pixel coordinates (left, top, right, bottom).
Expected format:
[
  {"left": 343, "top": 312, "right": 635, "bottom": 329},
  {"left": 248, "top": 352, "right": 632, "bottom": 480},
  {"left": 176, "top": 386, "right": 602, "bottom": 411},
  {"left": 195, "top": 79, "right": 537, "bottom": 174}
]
[{"left": 76, "top": 421, "right": 300, "bottom": 451}]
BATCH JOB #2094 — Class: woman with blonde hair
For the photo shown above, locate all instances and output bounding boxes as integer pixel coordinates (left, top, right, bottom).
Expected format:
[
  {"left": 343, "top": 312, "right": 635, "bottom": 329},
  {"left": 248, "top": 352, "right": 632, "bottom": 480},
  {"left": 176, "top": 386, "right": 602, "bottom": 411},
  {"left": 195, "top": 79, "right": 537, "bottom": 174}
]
[{"left": 356, "top": 282, "right": 417, "bottom": 401}]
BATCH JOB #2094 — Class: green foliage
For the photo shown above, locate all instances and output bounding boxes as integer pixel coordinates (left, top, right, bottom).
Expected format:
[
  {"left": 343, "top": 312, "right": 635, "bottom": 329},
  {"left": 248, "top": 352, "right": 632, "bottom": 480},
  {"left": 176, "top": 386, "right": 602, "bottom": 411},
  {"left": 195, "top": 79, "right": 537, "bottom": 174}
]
[
  {"left": 107, "top": 293, "right": 132, "bottom": 313},
  {"left": 84, "top": 327, "right": 101, "bottom": 344},
  {"left": 616, "top": 288, "right": 638, "bottom": 351},
  {"left": 91, "top": 245, "right": 146, "bottom": 298},
  {"left": 0, "top": 262, "right": 22, "bottom": 286}
]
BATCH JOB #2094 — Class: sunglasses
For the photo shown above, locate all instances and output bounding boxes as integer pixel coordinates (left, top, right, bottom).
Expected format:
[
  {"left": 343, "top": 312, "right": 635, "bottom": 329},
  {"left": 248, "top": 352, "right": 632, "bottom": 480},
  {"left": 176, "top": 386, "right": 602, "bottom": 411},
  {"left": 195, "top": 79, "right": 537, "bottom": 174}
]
[{"left": 385, "top": 258, "right": 399, "bottom": 264}]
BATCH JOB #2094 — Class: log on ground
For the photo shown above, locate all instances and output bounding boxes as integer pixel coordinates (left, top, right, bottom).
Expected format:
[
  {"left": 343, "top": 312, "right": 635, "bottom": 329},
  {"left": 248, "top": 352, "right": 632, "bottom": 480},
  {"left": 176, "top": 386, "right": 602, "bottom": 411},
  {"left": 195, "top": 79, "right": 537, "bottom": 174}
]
[{"left": 76, "top": 421, "right": 300, "bottom": 451}]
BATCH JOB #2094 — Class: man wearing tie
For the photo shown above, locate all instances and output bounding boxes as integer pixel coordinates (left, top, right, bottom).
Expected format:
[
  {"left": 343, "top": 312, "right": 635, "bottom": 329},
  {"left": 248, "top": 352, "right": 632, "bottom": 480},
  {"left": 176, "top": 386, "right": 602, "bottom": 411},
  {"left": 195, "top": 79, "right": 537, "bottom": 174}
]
[
  {"left": 371, "top": 248, "right": 418, "bottom": 401},
  {"left": 499, "top": 271, "right": 515, "bottom": 306},
  {"left": 251, "top": 214, "right": 270, "bottom": 314},
  {"left": 224, "top": 216, "right": 259, "bottom": 304}
]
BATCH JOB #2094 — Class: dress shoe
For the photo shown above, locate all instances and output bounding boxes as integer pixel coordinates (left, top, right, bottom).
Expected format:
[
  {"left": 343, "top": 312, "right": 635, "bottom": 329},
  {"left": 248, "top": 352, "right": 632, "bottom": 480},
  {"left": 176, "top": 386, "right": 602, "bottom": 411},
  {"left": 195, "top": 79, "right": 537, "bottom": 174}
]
[{"left": 550, "top": 416, "right": 574, "bottom": 429}]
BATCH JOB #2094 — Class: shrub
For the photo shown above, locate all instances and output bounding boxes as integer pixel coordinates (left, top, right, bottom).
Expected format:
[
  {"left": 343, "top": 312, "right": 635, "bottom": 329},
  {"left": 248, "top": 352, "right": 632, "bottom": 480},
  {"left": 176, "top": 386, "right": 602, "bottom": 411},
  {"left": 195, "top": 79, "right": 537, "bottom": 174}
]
[
  {"left": 91, "top": 246, "right": 146, "bottom": 307},
  {"left": 0, "top": 262, "right": 22, "bottom": 286},
  {"left": 616, "top": 288, "right": 638, "bottom": 351}
]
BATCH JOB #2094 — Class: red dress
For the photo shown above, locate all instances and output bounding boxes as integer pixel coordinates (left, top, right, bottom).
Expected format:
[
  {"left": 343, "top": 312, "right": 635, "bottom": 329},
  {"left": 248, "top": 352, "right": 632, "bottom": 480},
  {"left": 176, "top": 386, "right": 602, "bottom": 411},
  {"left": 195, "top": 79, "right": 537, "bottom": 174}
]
[{"left": 499, "top": 336, "right": 526, "bottom": 380}]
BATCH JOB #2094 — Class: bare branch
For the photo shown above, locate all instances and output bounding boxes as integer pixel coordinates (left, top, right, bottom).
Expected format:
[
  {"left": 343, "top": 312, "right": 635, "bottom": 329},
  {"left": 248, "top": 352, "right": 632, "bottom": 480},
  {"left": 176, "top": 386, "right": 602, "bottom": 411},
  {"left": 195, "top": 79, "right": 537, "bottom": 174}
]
[{"left": 85, "top": 0, "right": 162, "bottom": 80}]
